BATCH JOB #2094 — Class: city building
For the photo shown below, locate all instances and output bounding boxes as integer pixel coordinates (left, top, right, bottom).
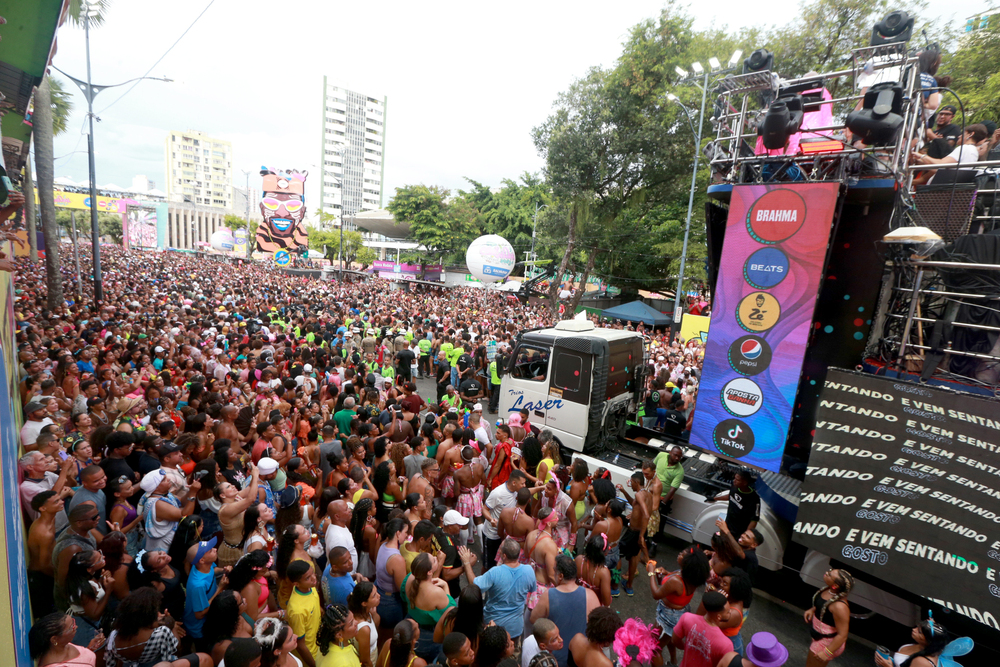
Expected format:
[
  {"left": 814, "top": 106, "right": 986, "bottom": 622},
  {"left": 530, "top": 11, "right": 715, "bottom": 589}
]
[
  {"left": 164, "top": 129, "right": 234, "bottom": 209},
  {"left": 963, "top": 8, "right": 1000, "bottom": 34},
  {"left": 232, "top": 185, "right": 264, "bottom": 224},
  {"left": 319, "top": 78, "right": 387, "bottom": 230}
]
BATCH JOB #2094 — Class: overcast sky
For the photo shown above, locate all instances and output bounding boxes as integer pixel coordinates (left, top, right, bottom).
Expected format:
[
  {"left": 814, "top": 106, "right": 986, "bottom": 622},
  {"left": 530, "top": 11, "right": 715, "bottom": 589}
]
[{"left": 49, "top": 0, "right": 987, "bottom": 217}]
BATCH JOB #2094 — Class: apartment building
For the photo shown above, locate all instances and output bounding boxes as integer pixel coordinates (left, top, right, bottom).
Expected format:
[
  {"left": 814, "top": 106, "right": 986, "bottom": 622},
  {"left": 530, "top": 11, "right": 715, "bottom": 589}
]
[{"left": 165, "top": 129, "right": 234, "bottom": 209}]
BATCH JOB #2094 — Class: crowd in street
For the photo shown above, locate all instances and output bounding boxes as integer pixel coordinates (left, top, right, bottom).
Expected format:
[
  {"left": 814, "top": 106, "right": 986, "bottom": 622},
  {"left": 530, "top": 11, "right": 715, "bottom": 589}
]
[{"left": 9, "top": 248, "right": 949, "bottom": 667}]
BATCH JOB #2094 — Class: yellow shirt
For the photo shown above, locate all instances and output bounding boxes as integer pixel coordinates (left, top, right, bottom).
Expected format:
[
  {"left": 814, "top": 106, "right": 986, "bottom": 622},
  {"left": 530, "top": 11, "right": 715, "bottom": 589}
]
[
  {"left": 537, "top": 457, "right": 555, "bottom": 483},
  {"left": 287, "top": 586, "right": 322, "bottom": 660},
  {"left": 318, "top": 643, "right": 362, "bottom": 667}
]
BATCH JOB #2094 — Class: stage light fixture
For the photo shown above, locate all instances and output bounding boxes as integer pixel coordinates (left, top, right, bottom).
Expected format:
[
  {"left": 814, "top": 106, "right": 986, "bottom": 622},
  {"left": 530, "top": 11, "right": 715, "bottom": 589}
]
[
  {"left": 709, "top": 57, "right": 721, "bottom": 70},
  {"left": 845, "top": 81, "right": 904, "bottom": 146},
  {"left": 870, "top": 10, "right": 914, "bottom": 47},
  {"left": 666, "top": 93, "right": 679, "bottom": 101},
  {"left": 758, "top": 94, "right": 804, "bottom": 150},
  {"left": 691, "top": 61, "right": 704, "bottom": 74},
  {"left": 742, "top": 48, "right": 773, "bottom": 74},
  {"left": 728, "top": 50, "right": 743, "bottom": 67},
  {"left": 675, "top": 66, "right": 688, "bottom": 78}
]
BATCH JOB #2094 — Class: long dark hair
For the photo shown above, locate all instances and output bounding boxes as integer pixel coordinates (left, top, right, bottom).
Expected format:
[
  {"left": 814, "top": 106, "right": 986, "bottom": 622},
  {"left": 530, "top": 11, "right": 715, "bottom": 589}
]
[
  {"left": 316, "top": 604, "right": 352, "bottom": 656},
  {"left": 167, "top": 515, "right": 203, "bottom": 565},
  {"left": 901, "top": 619, "right": 949, "bottom": 667},
  {"left": 451, "top": 584, "right": 485, "bottom": 641},
  {"left": 28, "top": 613, "right": 67, "bottom": 660},
  {"left": 680, "top": 547, "right": 711, "bottom": 591},
  {"left": 228, "top": 550, "right": 271, "bottom": 593},
  {"left": 388, "top": 620, "right": 417, "bottom": 667},
  {"left": 201, "top": 589, "right": 242, "bottom": 646},
  {"left": 274, "top": 525, "right": 301, "bottom": 580},
  {"left": 240, "top": 503, "right": 264, "bottom": 548},
  {"left": 255, "top": 618, "right": 292, "bottom": 667},
  {"left": 350, "top": 498, "right": 374, "bottom": 556},
  {"left": 111, "top": 587, "right": 162, "bottom": 637},
  {"left": 373, "top": 461, "right": 392, "bottom": 516},
  {"left": 65, "top": 551, "right": 100, "bottom": 607}
]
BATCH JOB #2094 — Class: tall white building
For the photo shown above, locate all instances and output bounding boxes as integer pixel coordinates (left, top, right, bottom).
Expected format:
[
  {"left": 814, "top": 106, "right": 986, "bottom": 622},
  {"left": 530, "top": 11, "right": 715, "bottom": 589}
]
[
  {"left": 320, "top": 78, "right": 386, "bottom": 230},
  {"left": 165, "top": 130, "right": 233, "bottom": 209}
]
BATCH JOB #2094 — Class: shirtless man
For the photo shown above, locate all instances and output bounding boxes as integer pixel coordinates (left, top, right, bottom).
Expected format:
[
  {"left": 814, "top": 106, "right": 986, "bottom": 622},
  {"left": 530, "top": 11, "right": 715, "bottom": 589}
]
[
  {"left": 408, "top": 457, "right": 439, "bottom": 509},
  {"left": 616, "top": 471, "right": 652, "bottom": 596},
  {"left": 28, "top": 490, "right": 64, "bottom": 615},
  {"left": 217, "top": 405, "right": 248, "bottom": 453},
  {"left": 497, "top": 487, "right": 536, "bottom": 553},
  {"left": 640, "top": 459, "right": 662, "bottom": 560},
  {"left": 590, "top": 498, "right": 625, "bottom": 597},
  {"left": 453, "top": 446, "right": 486, "bottom": 544},
  {"left": 435, "top": 423, "right": 459, "bottom": 504}
]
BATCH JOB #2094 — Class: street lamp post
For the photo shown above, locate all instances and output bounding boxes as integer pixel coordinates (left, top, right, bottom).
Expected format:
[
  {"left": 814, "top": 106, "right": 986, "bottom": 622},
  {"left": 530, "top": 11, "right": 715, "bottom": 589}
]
[
  {"left": 54, "top": 6, "right": 170, "bottom": 303},
  {"left": 668, "top": 51, "right": 741, "bottom": 336},
  {"left": 241, "top": 169, "right": 252, "bottom": 259},
  {"left": 530, "top": 202, "right": 547, "bottom": 278}
]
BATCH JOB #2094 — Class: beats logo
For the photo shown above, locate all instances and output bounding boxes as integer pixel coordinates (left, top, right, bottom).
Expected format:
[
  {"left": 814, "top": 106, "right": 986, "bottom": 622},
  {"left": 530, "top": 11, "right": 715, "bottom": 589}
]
[
  {"left": 743, "top": 247, "right": 789, "bottom": 289},
  {"left": 728, "top": 335, "right": 772, "bottom": 376}
]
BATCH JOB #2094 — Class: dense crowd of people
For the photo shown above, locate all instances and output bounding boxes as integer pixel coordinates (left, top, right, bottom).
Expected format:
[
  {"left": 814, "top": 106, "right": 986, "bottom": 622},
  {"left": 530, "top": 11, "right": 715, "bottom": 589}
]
[{"left": 9, "top": 248, "right": 954, "bottom": 667}]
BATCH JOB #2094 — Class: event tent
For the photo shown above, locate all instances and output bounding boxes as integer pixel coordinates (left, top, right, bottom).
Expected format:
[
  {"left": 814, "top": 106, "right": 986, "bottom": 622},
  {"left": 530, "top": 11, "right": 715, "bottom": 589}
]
[{"left": 600, "top": 300, "right": 672, "bottom": 327}]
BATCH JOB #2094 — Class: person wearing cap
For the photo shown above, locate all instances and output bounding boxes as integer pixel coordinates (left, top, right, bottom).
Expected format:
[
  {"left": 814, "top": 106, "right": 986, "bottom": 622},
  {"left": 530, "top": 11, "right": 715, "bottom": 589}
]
[
  {"left": 21, "top": 400, "right": 55, "bottom": 450},
  {"left": 673, "top": 590, "right": 734, "bottom": 667},
  {"left": 183, "top": 536, "right": 227, "bottom": 648},
  {"left": 19, "top": 450, "right": 75, "bottom": 523},
  {"left": 113, "top": 396, "right": 148, "bottom": 435},
  {"left": 925, "top": 105, "right": 962, "bottom": 158},
  {"left": 722, "top": 631, "right": 789, "bottom": 667},
  {"left": 141, "top": 468, "right": 201, "bottom": 552}
]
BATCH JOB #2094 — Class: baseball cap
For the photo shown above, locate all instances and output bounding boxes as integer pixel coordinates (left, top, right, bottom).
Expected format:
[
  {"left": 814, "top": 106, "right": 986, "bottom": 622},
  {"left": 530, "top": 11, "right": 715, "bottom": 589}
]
[
  {"left": 140, "top": 469, "right": 167, "bottom": 493},
  {"left": 191, "top": 536, "right": 219, "bottom": 565},
  {"left": 939, "top": 105, "right": 957, "bottom": 114},
  {"left": 442, "top": 510, "right": 470, "bottom": 527},
  {"left": 24, "top": 400, "right": 46, "bottom": 414},
  {"left": 258, "top": 457, "right": 279, "bottom": 475},
  {"left": 279, "top": 485, "right": 301, "bottom": 509},
  {"left": 154, "top": 346, "right": 165, "bottom": 353},
  {"left": 157, "top": 441, "right": 181, "bottom": 456}
]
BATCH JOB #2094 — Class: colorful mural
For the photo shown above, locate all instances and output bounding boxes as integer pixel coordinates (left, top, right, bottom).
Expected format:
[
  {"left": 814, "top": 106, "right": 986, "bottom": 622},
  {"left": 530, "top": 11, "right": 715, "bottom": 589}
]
[{"left": 255, "top": 168, "right": 308, "bottom": 255}]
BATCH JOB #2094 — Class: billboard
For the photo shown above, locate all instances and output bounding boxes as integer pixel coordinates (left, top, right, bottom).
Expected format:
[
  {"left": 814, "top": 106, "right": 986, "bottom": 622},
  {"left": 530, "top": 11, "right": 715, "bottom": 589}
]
[
  {"left": 795, "top": 369, "right": 1000, "bottom": 630},
  {"left": 255, "top": 168, "right": 308, "bottom": 255},
  {"left": 125, "top": 204, "right": 158, "bottom": 250},
  {"left": 690, "top": 183, "right": 839, "bottom": 472}
]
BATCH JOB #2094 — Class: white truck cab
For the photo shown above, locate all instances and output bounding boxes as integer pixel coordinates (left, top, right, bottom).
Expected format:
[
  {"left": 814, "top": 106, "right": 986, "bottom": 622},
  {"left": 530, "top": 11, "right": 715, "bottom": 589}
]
[{"left": 498, "top": 319, "right": 644, "bottom": 452}]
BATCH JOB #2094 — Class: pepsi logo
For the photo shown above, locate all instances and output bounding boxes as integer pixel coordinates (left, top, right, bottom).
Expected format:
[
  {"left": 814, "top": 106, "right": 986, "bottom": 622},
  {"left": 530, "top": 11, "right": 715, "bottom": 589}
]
[{"left": 728, "top": 335, "right": 772, "bottom": 376}]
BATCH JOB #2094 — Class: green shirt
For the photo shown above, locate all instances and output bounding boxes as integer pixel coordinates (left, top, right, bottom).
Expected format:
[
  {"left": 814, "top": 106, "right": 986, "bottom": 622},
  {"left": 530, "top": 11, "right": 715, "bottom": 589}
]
[
  {"left": 489, "top": 360, "right": 500, "bottom": 385},
  {"left": 382, "top": 365, "right": 396, "bottom": 379},
  {"left": 405, "top": 330, "right": 414, "bottom": 342},
  {"left": 333, "top": 409, "right": 356, "bottom": 437},
  {"left": 418, "top": 338, "right": 432, "bottom": 354},
  {"left": 442, "top": 393, "right": 461, "bottom": 409},
  {"left": 449, "top": 345, "right": 464, "bottom": 368},
  {"left": 440, "top": 342, "right": 454, "bottom": 363},
  {"left": 653, "top": 452, "right": 684, "bottom": 497}
]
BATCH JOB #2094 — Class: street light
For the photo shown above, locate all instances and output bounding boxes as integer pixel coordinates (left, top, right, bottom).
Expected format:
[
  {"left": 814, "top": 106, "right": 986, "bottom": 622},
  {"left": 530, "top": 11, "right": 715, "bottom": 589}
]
[
  {"left": 668, "top": 51, "right": 742, "bottom": 336},
  {"left": 53, "top": 5, "right": 170, "bottom": 303},
  {"left": 529, "top": 202, "right": 547, "bottom": 274}
]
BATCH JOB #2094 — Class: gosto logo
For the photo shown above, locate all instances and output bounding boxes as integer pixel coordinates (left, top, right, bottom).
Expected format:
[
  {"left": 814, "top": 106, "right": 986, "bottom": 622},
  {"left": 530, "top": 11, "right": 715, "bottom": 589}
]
[
  {"left": 736, "top": 292, "right": 781, "bottom": 333},
  {"left": 728, "top": 335, "right": 772, "bottom": 376},
  {"left": 721, "top": 377, "right": 764, "bottom": 417},
  {"left": 743, "top": 247, "right": 789, "bottom": 290},
  {"left": 746, "top": 189, "right": 807, "bottom": 244},
  {"left": 713, "top": 418, "right": 755, "bottom": 458}
]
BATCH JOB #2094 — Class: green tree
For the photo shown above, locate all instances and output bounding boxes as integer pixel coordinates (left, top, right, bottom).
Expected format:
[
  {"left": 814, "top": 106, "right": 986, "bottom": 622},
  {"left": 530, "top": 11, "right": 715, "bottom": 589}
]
[
  {"left": 946, "top": 20, "right": 1000, "bottom": 122},
  {"left": 387, "top": 185, "right": 477, "bottom": 262},
  {"left": 308, "top": 227, "right": 376, "bottom": 268},
  {"left": 223, "top": 213, "right": 258, "bottom": 241}
]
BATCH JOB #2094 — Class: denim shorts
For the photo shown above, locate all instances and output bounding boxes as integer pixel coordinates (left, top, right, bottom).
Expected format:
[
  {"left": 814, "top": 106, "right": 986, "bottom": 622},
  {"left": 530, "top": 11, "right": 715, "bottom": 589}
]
[{"left": 656, "top": 601, "right": 688, "bottom": 636}]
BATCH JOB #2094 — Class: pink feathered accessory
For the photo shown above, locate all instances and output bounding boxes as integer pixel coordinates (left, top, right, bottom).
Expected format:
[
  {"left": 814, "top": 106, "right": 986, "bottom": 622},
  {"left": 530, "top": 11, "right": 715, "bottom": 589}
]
[{"left": 613, "top": 618, "right": 661, "bottom": 667}]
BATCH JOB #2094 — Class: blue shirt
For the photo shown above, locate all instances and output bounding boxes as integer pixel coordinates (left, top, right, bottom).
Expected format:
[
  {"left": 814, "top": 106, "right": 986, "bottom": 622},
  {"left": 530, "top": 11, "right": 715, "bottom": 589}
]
[
  {"left": 76, "top": 360, "right": 94, "bottom": 375},
  {"left": 184, "top": 564, "right": 217, "bottom": 638},
  {"left": 321, "top": 563, "right": 356, "bottom": 607},
  {"left": 473, "top": 563, "right": 536, "bottom": 638}
]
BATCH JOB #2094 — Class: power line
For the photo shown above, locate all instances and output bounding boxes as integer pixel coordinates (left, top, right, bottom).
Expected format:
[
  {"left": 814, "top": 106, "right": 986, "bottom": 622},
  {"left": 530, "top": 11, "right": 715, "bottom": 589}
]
[{"left": 95, "top": 0, "right": 218, "bottom": 114}]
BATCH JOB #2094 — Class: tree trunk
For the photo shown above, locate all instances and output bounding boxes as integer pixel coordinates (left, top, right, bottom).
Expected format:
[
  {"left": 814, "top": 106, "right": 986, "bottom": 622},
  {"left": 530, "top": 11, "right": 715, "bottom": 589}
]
[
  {"left": 24, "top": 153, "right": 38, "bottom": 262},
  {"left": 34, "top": 76, "right": 64, "bottom": 310},
  {"left": 549, "top": 204, "right": 577, "bottom": 319},
  {"left": 569, "top": 249, "right": 598, "bottom": 317}
]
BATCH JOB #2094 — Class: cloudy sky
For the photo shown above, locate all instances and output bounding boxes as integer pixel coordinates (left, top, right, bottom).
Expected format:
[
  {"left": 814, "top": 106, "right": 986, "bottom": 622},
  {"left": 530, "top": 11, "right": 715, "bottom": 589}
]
[{"left": 49, "top": 0, "right": 986, "bottom": 215}]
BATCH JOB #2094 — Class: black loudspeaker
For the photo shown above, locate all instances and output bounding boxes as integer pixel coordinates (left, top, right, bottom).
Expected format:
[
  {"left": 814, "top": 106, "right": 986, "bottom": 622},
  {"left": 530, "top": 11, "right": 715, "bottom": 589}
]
[
  {"left": 742, "top": 49, "right": 773, "bottom": 74},
  {"left": 759, "top": 94, "right": 804, "bottom": 150},
  {"left": 870, "top": 11, "right": 914, "bottom": 46},
  {"left": 845, "top": 82, "right": 904, "bottom": 146}
]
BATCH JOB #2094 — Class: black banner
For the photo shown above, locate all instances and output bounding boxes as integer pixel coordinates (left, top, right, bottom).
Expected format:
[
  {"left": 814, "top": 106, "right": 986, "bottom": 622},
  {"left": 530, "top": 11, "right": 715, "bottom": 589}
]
[{"left": 794, "top": 369, "right": 1000, "bottom": 630}]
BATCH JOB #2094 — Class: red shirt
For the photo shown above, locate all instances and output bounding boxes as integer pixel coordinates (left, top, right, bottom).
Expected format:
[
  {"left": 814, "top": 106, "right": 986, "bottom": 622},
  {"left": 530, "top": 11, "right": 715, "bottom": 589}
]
[{"left": 674, "top": 613, "right": 733, "bottom": 667}]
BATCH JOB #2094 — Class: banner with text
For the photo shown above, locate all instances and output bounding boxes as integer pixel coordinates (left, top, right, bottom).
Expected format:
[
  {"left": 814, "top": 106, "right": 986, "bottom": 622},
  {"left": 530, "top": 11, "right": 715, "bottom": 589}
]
[
  {"left": 690, "top": 183, "right": 839, "bottom": 471},
  {"left": 795, "top": 369, "right": 1000, "bottom": 630}
]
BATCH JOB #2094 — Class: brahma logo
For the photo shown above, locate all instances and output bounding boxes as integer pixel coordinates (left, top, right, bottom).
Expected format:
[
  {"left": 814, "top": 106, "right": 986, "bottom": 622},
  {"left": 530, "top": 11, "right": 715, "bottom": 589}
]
[
  {"left": 727, "top": 335, "right": 772, "bottom": 376},
  {"left": 746, "top": 189, "right": 807, "bottom": 244},
  {"left": 721, "top": 377, "right": 764, "bottom": 417}
]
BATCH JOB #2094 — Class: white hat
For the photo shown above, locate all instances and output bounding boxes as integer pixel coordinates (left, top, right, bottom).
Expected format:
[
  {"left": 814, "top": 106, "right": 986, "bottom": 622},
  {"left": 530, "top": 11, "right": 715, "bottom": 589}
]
[
  {"left": 473, "top": 403, "right": 483, "bottom": 412},
  {"left": 170, "top": 327, "right": 180, "bottom": 336},
  {"left": 258, "top": 457, "right": 279, "bottom": 474},
  {"left": 154, "top": 346, "right": 165, "bottom": 353},
  {"left": 442, "top": 510, "right": 470, "bottom": 527},
  {"left": 303, "top": 364, "right": 313, "bottom": 373},
  {"left": 140, "top": 469, "right": 167, "bottom": 494}
]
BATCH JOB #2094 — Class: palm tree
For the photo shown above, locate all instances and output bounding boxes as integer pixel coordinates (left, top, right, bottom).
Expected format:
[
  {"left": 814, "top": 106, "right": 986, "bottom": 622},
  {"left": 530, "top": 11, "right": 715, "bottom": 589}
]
[
  {"left": 33, "top": 0, "right": 108, "bottom": 304},
  {"left": 24, "top": 77, "right": 72, "bottom": 263}
]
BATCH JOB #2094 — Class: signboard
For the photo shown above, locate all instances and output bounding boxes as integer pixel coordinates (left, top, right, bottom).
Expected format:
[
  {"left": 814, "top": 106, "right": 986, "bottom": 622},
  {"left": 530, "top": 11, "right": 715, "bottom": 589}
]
[
  {"left": 795, "top": 369, "right": 1000, "bottom": 630},
  {"left": 36, "top": 189, "right": 131, "bottom": 213},
  {"left": 680, "top": 314, "right": 711, "bottom": 345},
  {"left": 125, "top": 204, "right": 159, "bottom": 250},
  {"left": 690, "top": 183, "right": 839, "bottom": 472},
  {"left": 274, "top": 250, "right": 291, "bottom": 267}
]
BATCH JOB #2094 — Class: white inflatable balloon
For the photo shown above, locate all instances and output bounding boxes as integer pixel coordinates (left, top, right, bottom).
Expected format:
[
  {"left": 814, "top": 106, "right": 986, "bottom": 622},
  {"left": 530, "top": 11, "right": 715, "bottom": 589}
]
[
  {"left": 466, "top": 234, "right": 515, "bottom": 283},
  {"left": 210, "top": 228, "right": 235, "bottom": 251}
]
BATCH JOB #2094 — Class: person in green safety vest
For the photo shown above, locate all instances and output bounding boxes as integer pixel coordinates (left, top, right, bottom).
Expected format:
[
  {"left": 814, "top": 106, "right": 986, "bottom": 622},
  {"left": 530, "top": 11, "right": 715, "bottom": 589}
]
[
  {"left": 417, "top": 336, "right": 432, "bottom": 378},
  {"left": 381, "top": 361, "right": 396, "bottom": 384},
  {"left": 441, "top": 385, "right": 461, "bottom": 411},
  {"left": 488, "top": 357, "right": 502, "bottom": 414}
]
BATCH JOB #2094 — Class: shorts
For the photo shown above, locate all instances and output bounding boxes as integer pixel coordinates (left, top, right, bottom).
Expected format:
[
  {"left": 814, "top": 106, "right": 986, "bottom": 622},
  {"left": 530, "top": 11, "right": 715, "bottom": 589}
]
[
  {"left": 456, "top": 486, "right": 483, "bottom": 518},
  {"left": 656, "top": 601, "right": 688, "bottom": 636},
  {"left": 620, "top": 527, "right": 641, "bottom": 560},
  {"left": 174, "top": 655, "right": 202, "bottom": 667}
]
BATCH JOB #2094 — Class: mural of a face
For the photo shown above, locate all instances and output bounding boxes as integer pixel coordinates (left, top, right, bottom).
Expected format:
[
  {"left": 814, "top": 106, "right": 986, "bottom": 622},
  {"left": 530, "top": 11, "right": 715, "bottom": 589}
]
[{"left": 255, "top": 168, "right": 309, "bottom": 255}]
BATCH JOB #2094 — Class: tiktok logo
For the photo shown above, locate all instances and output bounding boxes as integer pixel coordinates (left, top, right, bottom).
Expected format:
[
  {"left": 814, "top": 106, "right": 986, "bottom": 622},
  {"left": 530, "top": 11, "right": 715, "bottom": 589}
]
[
  {"left": 728, "top": 424, "right": 743, "bottom": 439},
  {"left": 713, "top": 418, "right": 755, "bottom": 458}
]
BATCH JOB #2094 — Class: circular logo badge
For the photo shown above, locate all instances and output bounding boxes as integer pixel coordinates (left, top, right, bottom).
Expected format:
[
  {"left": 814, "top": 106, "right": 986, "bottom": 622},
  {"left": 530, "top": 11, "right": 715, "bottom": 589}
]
[
  {"left": 747, "top": 189, "right": 807, "bottom": 244},
  {"left": 736, "top": 292, "right": 781, "bottom": 333},
  {"left": 743, "top": 247, "right": 789, "bottom": 290},
  {"left": 721, "top": 377, "right": 764, "bottom": 417},
  {"left": 712, "top": 419, "right": 756, "bottom": 458},
  {"left": 274, "top": 250, "right": 291, "bottom": 267},
  {"left": 728, "top": 335, "right": 773, "bottom": 376}
]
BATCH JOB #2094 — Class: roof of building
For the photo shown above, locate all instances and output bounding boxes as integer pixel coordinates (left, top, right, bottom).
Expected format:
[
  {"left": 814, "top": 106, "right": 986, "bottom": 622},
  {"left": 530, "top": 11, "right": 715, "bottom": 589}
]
[{"left": 347, "top": 210, "right": 411, "bottom": 240}]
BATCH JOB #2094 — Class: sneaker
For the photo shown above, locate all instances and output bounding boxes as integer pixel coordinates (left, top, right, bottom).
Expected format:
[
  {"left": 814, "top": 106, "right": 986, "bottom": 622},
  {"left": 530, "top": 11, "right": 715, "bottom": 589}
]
[
  {"left": 611, "top": 587, "right": 620, "bottom": 598},
  {"left": 624, "top": 585, "right": 634, "bottom": 597}
]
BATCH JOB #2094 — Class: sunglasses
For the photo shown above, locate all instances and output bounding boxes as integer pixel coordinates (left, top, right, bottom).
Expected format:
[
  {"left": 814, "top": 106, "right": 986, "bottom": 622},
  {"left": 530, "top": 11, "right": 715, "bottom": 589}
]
[{"left": 261, "top": 197, "right": 304, "bottom": 213}]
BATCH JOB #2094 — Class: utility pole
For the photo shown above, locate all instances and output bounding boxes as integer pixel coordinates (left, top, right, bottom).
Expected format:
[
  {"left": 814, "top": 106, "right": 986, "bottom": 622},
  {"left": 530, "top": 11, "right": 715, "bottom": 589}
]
[
  {"left": 243, "top": 169, "right": 252, "bottom": 258},
  {"left": 83, "top": 13, "right": 102, "bottom": 302},
  {"left": 70, "top": 211, "right": 83, "bottom": 299}
]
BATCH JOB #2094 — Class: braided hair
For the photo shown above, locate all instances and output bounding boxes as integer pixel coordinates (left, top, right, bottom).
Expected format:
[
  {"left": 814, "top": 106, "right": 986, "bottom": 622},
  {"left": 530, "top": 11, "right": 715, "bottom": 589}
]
[
  {"left": 817, "top": 569, "right": 855, "bottom": 623},
  {"left": 316, "top": 603, "right": 352, "bottom": 655},
  {"left": 350, "top": 498, "right": 374, "bottom": 557}
]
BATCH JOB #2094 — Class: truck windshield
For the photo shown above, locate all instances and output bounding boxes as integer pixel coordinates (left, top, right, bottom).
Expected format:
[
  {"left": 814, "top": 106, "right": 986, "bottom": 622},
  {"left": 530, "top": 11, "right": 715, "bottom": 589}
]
[{"left": 511, "top": 345, "right": 549, "bottom": 381}]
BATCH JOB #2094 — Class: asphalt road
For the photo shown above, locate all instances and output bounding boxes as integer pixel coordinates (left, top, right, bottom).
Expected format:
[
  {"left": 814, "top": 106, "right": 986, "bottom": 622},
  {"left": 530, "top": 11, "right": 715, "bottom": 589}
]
[{"left": 409, "top": 373, "right": 882, "bottom": 667}]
